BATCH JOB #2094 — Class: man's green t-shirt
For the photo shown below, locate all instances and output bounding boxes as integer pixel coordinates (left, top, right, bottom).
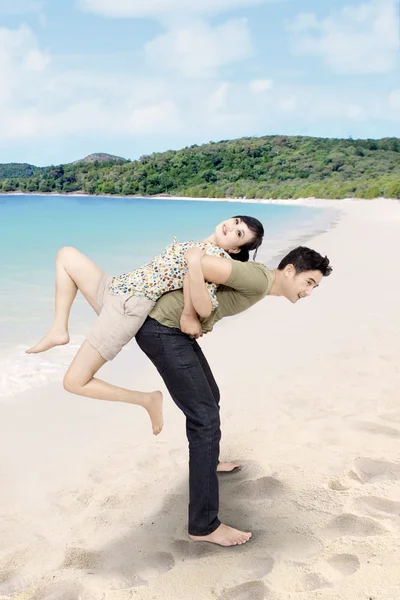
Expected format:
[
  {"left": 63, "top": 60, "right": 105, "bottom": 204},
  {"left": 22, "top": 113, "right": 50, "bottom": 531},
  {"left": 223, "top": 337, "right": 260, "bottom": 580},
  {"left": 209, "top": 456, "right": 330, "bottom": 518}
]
[{"left": 149, "top": 260, "right": 274, "bottom": 332}]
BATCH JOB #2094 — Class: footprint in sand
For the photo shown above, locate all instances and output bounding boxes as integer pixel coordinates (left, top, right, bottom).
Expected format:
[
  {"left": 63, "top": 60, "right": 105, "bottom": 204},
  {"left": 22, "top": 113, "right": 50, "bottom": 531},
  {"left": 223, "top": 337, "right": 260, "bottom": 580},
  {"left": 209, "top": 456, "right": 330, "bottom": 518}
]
[
  {"left": 327, "top": 553, "right": 360, "bottom": 576},
  {"left": 172, "top": 539, "right": 218, "bottom": 560},
  {"left": 0, "top": 572, "right": 30, "bottom": 596},
  {"left": 270, "top": 566, "right": 331, "bottom": 594},
  {"left": 106, "top": 550, "right": 175, "bottom": 587},
  {"left": 219, "top": 580, "right": 270, "bottom": 600},
  {"left": 352, "top": 457, "right": 400, "bottom": 484},
  {"left": 271, "top": 532, "right": 324, "bottom": 561},
  {"left": 234, "top": 477, "right": 285, "bottom": 501},
  {"left": 327, "top": 479, "right": 350, "bottom": 492},
  {"left": 140, "top": 551, "right": 175, "bottom": 575},
  {"left": 357, "top": 496, "right": 400, "bottom": 516},
  {"left": 107, "top": 550, "right": 175, "bottom": 586},
  {"left": 297, "top": 572, "right": 332, "bottom": 592},
  {"left": 32, "top": 580, "right": 84, "bottom": 600},
  {"left": 326, "top": 513, "right": 387, "bottom": 537},
  {"left": 229, "top": 461, "right": 264, "bottom": 479},
  {"left": 353, "top": 421, "right": 400, "bottom": 439},
  {"left": 239, "top": 556, "right": 274, "bottom": 579},
  {"left": 62, "top": 547, "right": 103, "bottom": 570},
  {"left": 379, "top": 411, "right": 400, "bottom": 424}
]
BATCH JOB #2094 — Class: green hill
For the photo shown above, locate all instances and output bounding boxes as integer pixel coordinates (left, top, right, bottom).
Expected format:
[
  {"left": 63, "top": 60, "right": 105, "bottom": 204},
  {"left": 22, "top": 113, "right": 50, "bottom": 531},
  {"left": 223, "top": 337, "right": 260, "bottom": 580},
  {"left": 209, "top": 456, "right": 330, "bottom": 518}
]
[
  {"left": 0, "top": 135, "right": 399, "bottom": 198},
  {"left": 0, "top": 163, "right": 39, "bottom": 179}
]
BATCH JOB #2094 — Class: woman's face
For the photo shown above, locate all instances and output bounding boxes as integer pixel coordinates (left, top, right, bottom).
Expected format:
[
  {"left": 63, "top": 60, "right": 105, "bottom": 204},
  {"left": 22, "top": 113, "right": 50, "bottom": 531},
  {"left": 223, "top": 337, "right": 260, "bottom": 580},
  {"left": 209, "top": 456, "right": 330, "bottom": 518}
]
[{"left": 214, "top": 217, "right": 255, "bottom": 253}]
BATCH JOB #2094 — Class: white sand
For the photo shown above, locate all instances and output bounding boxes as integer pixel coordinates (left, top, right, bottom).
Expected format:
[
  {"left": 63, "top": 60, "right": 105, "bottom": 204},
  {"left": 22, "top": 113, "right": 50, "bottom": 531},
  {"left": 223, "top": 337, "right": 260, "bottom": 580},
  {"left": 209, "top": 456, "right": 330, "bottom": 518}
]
[{"left": 1, "top": 198, "right": 400, "bottom": 600}]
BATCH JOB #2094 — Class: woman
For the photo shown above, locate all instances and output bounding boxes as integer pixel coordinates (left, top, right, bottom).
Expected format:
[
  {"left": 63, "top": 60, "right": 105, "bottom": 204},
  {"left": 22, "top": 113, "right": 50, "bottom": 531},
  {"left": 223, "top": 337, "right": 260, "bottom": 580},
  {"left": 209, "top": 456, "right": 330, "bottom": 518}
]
[{"left": 26, "top": 215, "right": 264, "bottom": 435}]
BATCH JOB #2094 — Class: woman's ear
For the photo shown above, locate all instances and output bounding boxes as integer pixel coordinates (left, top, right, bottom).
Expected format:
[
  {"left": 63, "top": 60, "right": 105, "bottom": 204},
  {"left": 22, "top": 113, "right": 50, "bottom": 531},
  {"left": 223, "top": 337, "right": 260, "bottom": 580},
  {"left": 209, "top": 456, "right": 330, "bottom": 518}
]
[{"left": 228, "top": 247, "right": 240, "bottom": 254}]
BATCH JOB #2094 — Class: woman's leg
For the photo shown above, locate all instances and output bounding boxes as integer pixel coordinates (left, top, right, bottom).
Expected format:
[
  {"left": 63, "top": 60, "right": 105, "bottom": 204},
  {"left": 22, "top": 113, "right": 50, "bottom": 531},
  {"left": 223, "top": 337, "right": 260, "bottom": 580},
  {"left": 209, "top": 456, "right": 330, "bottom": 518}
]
[
  {"left": 63, "top": 340, "right": 163, "bottom": 435},
  {"left": 27, "top": 247, "right": 105, "bottom": 354}
]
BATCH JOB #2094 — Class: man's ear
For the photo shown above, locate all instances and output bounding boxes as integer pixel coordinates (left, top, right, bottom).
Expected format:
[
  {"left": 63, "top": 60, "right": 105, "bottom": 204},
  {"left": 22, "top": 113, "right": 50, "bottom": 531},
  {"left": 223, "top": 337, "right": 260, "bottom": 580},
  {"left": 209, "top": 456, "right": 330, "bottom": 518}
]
[{"left": 284, "top": 264, "right": 294, "bottom": 277}]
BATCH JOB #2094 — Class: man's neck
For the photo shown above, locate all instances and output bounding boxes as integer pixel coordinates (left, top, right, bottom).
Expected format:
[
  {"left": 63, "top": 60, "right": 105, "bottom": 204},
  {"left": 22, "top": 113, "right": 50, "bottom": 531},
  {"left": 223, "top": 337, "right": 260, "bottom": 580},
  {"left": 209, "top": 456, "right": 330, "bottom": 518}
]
[{"left": 269, "top": 269, "right": 283, "bottom": 296}]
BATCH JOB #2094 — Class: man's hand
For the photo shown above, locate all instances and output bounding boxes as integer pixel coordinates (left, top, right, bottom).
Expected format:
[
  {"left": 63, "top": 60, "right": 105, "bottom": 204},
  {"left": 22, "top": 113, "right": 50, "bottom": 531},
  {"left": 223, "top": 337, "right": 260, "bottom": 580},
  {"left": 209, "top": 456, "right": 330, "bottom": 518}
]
[
  {"left": 180, "top": 312, "right": 203, "bottom": 338},
  {"left": 185, "top": 246, "right": 205, "bottom": 264}
]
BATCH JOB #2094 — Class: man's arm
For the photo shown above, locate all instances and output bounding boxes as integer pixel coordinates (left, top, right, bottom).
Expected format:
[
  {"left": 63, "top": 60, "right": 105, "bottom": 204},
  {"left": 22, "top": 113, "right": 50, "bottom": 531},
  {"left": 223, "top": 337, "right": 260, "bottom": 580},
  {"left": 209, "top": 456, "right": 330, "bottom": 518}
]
[{"left": 201, "top": 255, "right": 267, "bottom": 296}]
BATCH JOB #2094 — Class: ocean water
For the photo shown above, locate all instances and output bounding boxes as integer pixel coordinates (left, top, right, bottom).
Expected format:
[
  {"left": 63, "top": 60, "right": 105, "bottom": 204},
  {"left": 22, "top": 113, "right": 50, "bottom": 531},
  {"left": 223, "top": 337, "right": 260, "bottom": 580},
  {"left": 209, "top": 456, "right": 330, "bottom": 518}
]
[{"left": 0, "top": 194, "right": 339, "bottom": 398}]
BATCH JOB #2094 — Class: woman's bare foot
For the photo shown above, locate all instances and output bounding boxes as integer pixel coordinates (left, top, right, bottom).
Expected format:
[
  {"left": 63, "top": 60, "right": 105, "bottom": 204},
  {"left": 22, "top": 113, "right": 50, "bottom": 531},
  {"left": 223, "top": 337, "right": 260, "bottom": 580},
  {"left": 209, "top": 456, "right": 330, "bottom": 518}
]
[
  {"left": 217, "top": 461, "right": 241, "bottom": 473},
  {"left": 143, "top": 391, "right": 163, "bottom": 435},
  {"left": 189, "top": 524, "right": 252, "bottom": 547},
  {"left": 26, "top": 329, "right": 70, "bottom": 354}
]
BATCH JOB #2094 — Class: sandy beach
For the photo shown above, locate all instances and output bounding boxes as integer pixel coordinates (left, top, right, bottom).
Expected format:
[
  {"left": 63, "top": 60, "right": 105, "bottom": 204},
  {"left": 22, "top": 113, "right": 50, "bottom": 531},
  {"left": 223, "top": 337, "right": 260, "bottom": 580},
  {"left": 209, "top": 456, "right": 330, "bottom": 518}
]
[{"left": 1, "top": 198, "right": 400, "bottom": 600}]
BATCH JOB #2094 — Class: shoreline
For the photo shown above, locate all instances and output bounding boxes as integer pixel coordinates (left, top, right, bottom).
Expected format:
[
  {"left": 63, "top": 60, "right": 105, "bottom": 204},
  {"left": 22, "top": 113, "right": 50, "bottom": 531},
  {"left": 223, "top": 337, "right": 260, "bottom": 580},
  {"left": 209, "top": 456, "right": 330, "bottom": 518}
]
[{"left": 0, "top": 190, "right": 397, "bottom": 206}]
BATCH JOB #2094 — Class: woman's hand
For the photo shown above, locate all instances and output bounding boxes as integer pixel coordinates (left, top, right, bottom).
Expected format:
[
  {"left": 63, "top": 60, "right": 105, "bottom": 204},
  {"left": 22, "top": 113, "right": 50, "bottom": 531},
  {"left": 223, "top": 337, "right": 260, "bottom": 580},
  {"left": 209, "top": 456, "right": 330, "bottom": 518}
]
[
  {"left": 184, "top": 247, "right": 205, "bottom": 264},
  {"left": 180, "top": 313, "right": 203, "bottom": 338}
]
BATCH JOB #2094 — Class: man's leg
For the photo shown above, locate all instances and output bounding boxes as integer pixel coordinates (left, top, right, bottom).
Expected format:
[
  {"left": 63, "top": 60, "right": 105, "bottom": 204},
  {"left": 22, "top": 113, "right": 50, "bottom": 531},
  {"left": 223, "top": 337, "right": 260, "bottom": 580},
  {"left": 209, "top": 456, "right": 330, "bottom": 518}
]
[
  {"left": 193, "top": 344, "right": 241, "bottom": 474},
  {"left": 136, "top": 318, "right": 251, "bottom": 546}
]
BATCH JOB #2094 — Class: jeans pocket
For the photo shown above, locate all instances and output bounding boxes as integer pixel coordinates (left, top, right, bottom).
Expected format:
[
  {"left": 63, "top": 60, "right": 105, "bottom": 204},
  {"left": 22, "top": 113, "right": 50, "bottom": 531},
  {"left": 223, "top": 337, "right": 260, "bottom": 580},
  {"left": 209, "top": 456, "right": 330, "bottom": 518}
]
[{"left": 138, "top": 330, "right": 169, "bottom": 374}]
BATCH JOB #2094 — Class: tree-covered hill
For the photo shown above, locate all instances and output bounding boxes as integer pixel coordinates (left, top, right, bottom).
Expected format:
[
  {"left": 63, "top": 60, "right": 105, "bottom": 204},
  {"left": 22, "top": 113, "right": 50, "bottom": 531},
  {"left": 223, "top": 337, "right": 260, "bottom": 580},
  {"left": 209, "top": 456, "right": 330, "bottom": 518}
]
[
  {"left": 0, "top": 163, "right": 40, "bottom": 179},
  {"left": 0, "top": 135, "right": 399, "bottom": 199}
]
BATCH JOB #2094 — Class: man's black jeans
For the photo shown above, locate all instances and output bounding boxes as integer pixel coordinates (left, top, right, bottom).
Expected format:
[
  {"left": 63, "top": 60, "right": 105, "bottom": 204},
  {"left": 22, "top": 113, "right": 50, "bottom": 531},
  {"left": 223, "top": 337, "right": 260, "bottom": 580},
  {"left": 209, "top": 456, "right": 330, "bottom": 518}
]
[{"left": 136, "top": 317, "right": 221, "bottom": 536}]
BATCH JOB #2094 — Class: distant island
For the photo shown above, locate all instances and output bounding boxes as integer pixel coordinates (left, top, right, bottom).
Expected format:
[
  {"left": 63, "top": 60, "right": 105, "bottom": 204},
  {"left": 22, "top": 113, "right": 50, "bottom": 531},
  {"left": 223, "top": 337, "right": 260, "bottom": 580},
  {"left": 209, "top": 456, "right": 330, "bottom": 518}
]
[{"left": 0, "top": 136, "right": 399, "bottom": 199}]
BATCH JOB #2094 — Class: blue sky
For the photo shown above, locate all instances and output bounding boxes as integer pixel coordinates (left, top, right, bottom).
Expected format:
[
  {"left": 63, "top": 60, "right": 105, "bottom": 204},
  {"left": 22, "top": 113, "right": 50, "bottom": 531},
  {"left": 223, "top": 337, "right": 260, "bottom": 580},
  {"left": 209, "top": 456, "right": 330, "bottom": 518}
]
[{"left": 0, "top": 0, "right": 398, "bottom": 166}]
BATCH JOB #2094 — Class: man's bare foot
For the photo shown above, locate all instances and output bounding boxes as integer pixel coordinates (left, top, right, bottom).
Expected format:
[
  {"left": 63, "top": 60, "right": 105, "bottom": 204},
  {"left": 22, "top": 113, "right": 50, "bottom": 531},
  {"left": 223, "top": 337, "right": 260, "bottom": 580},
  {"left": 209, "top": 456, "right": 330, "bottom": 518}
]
[
  {"left": 26, "top": 329, "right": 70, "bottom": 354},
  {"left": 217, "top": 461, "right": 241, "bottom": 473},
  {"left": 143, "top": 391, "right": 163, "bottom": 435},
  {"left": 189, "top": 524, "right": 252, "bottom": 547}
]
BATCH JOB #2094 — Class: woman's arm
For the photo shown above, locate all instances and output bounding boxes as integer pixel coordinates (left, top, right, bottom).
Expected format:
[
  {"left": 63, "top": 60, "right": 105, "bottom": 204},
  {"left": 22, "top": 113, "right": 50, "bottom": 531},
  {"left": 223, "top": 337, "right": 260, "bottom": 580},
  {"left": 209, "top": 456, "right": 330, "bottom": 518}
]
[
  {"left": 180, "top": 250, "right": 234, "bottom": 335},
  {"left": 198, "top": 254, "right": 233, "bottom": 285},
  {"left": 184, "top": 250, "right": 234, "bottom": 317},
  {"left": 180, "top": 274, "right": 203, "bottom": 338},
  {"left": 184, "top": 248, "right": 213, "bottom": 317}
]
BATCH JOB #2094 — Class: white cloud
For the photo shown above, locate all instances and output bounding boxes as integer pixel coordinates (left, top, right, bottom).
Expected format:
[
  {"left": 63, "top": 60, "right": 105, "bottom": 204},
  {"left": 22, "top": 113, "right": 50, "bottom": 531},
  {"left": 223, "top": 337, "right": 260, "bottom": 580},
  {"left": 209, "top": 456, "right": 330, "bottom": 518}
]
[
  {"left": 0, "top": 25, "right": 51, "bottom": 105},
  {"left": 78, "top": 0, "right": 270, "bottom": 19},
  {"left": 0, "top": 24, "right": 180, "bottom": 141},
  {"left": 288, "top": 13, "right": 319, "bottom": 34},
  {"left": 249, "top": 79, "right": 273, "bottom": 93},
  {"left": 208, "top": 82, "right": 230, "bottom": 112},
  {"left": 289, "top": 0, "right": 399, "bottom": 74},
  {"left": 25, "top": 47, "right": 51, "bottom": 70},
  {"left": 145, "top": 18, "right": 253, "bottom": 78},
  {"left": 0, "top": 0, "right": 44, "bottom": 15},
  {"left": 127, "top": 100, "right": 181, "bottom": 134}
]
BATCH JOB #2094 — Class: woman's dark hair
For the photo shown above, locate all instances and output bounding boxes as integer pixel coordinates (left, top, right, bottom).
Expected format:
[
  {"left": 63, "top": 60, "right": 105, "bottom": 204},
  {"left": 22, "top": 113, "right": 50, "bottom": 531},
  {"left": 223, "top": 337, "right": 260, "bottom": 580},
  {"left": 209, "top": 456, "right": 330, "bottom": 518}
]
[
  {"left": 228, "top": 215, "right": 264, "bottom": 262},
  {"left": 277, "top": 246, "right": 332, "bottom": 277}
]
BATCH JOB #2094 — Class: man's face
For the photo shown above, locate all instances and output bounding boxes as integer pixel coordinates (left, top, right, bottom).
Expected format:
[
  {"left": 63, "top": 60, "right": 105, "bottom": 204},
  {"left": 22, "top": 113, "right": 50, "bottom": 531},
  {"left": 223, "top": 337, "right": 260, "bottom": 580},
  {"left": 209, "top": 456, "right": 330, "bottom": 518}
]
[{"left": 282, "top": 266, "right": 323, "bottom": 303}]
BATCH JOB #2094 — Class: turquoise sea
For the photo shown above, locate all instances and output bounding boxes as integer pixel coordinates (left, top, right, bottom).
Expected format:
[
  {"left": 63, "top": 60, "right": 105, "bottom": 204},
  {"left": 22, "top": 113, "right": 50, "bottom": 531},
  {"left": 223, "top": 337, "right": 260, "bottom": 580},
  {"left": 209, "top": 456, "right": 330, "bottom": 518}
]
[{"left": 0, "top": 194, "right": 339, "bottom": 397}]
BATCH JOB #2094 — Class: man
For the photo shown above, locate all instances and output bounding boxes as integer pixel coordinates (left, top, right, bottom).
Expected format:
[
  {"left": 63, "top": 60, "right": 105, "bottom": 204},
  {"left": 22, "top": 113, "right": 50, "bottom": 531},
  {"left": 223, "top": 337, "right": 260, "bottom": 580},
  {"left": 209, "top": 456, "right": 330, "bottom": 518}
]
[{"left": 135, "top": 246, "right": 332, "bottom": 547}]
